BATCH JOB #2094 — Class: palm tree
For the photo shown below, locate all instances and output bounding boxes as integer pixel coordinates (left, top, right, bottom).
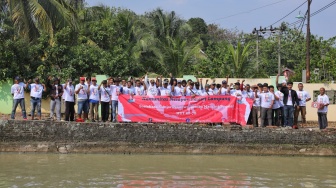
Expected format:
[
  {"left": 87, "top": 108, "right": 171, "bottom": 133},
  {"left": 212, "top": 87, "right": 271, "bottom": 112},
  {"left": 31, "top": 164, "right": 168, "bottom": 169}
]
[
  {"left": 145, "top": 8, "right": 203, "bottom": 76},
  {"left": 7, "top": 0, "right": 77, "bottom": 41},
  {"left": 228, "top": 42, "right": 252, "bottom": 78}
]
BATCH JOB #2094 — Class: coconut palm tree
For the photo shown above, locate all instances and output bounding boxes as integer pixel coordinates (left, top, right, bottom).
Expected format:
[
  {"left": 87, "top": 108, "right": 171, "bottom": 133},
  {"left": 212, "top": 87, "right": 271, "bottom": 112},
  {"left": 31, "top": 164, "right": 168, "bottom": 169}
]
[
  {"left": 228, "top": 42, "right": 252, "bottom": 78},
  {"left": 7, "top": 0, "right": 77, "bottom": 41}
]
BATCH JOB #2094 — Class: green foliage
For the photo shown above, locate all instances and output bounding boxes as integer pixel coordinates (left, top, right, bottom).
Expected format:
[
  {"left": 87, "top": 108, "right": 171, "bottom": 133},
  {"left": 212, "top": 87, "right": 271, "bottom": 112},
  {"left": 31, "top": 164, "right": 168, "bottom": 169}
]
[{"left": 0, "top": 3, "right": 335, "bottom": 83}]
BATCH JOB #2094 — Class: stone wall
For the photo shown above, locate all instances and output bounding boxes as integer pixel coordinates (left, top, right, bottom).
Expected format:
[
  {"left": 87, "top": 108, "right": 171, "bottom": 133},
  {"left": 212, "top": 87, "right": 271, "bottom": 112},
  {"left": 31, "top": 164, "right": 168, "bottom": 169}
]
[{"left": 1, "top": 120, "right": 336, "bottom": 156}]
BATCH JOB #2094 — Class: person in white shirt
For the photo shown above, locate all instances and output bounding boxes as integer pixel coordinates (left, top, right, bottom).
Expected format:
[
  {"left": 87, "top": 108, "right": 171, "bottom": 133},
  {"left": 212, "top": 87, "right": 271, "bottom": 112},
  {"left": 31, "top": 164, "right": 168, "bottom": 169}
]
[
  {"left": 134, "top": 79, "right": 147, "bottom": 96},
  {"left": 251, "top": 85, "right": 261, "bottom": 127},
  {"left": 159, "top": 77, "right": 172, "bottom": 96},
  {"left": 25, "top": 77, "right": 46, "bottom": 120},
  {"left": 269, "top": 85, "right": 280, "bottom": 126},
  {"left": 11, "top": 76, "right": 27, "bottom": 120},
  {"left": 145, "top": 75, "right": 159, "bottom": 97},
  {"left": 317, "top": 87, "right": 329, "bottom": 129},
  {"left": 255, "top": 84, "right": 274, "bottom": 127},
  {"left": 241, "top": 82, "right": 254, "bottom": 124},
  {"left": 209, "top": 82, "right": 219, "bottom": 95},
  {"left": 88, "top": 77, "right": 100, "bottom": 122},
  {"left": 63, "top": 79, "right": 75, "bottom": 121},
  {"left": 229, "top": 82, "right": 243, "bottom": 97},
  {"left": 110, "top": 79, "right": 122, "bottom": 122},
  {"left": 195, "top": 79, "right": 204, "bottom": 95},
  {"left": 294, "top": 83, "right": 311, "bottom": 126},
  {"left": 122, "top": 81, "right": 136, "bottom": 95},
  {"left": 75, "top": 77, "right": 89, "bottom": 121},
  {"left": 276, "top": 84, "right": 284, "bottom": 126},
  {"left": 184, "top": 81, "right": 198, "bottom": 97},
  {"left": 172, "top": 80, "right": 184, "bottom": 96},
  {"left": 219, "top": 77, "right": 229, "bottom": 95},
  {"left": 99, "top": 80, "right": 111, "bottom": 122},
  {"left": 200, "top": 84, "right": 210, "bottom": 95}
]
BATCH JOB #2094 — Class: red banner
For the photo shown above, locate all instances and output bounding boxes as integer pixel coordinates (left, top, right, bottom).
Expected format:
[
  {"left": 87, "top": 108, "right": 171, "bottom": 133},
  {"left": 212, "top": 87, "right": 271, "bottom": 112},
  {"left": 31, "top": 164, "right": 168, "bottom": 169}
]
[{"left": 117, "top": 95, "right": 253, "bottom": 125}]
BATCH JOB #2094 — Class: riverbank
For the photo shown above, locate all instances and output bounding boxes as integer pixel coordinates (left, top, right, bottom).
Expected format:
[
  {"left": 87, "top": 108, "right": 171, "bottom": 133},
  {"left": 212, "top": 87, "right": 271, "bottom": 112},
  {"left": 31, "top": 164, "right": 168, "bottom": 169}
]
[{"left": 1, "top": 120, "right": 336, "bottom": 156}]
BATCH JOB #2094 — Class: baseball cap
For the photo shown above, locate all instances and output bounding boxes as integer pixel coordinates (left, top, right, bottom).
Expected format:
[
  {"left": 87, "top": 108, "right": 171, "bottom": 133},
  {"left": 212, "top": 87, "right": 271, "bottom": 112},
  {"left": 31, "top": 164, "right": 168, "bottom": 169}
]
[
  {"left": 282, "top": 80, "right": 287, "bottom": 84},
  {"left": 177, "top": 80, "right": 182, "bottom": 83},
  {"left": 14, "top": 76, "right": 20, "bottom": 81},
  {"left": 80, "top": 77, "right": 85, "bottom": 81},
  {"left": 222, "top": 80, "right": 227, "bottom": 84},
  {"left": 92, "top": 77, "right": 97, "bottom": 81},
  {"left": 163, "top": 80, "right": 168, "bottom": 84}
]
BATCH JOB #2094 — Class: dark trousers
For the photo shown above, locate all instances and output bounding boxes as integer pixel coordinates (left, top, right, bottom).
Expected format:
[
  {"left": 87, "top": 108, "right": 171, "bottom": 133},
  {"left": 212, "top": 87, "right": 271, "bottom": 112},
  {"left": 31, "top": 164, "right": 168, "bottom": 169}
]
[
  {"left": 261, "top": 107, "right": 272, "bottom": 127},
  {"left": 279, "top": 107, "right": 284, "bottom": 126},
  {"left": 317, "top": 112, "right": 328, "bottom": 129},
  {"left": 101, "top": 102, "right": 110, "bottom": 122},
  {"left": 65, "top": 101, "right": 75, "bottom": 121},
  {"left": 272, "top": 108, "right": 281, "bottom": 126}
]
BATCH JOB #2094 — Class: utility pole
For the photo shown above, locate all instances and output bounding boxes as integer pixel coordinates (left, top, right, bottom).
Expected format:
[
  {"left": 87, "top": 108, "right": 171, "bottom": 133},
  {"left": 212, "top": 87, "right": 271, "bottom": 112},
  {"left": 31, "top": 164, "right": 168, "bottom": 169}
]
[
  {"left": 253, "top": 26, "right": 284, "bottom": 75},
  {"left": 278, "top": 32, "right": 281, "bottom": 75},
  {"left": 306, "top": 0, "right": 312, "bottom": 82},
  {"left": 256, "top": 36, "right": 259, "bottom": 72}
]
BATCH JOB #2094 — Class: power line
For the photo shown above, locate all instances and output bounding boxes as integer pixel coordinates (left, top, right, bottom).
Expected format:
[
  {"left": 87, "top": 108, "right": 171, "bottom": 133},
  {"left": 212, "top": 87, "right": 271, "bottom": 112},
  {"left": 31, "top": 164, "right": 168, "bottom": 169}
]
[
  {"left": 208, "top": 0, "right": 287, "bottom": 22},
  {"left": 289, "top": 0, "right": 336, "bottom": 27},
  {"left": 269, "top": 0, "right": 307, "bottom": 27}
]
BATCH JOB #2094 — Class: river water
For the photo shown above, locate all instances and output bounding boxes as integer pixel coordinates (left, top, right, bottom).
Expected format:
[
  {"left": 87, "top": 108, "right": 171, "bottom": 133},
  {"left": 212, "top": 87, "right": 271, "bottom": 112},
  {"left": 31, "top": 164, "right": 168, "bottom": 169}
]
[{"left": 0, "top": 153, "right": 335, "bottom": 187}]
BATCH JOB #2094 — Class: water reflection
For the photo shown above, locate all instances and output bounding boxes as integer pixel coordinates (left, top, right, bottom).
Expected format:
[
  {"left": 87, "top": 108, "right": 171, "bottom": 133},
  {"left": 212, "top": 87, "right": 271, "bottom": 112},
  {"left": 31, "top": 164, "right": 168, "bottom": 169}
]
[{"left": 0, "top": 154, "right": 335, "bottom": 187}]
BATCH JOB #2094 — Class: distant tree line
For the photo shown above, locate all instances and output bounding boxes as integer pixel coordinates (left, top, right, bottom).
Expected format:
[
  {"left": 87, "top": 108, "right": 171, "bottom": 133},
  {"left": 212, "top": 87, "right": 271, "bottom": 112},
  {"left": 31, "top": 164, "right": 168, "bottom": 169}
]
[{"left": 0, "top": 0, "right": 335, "bottom": 83}]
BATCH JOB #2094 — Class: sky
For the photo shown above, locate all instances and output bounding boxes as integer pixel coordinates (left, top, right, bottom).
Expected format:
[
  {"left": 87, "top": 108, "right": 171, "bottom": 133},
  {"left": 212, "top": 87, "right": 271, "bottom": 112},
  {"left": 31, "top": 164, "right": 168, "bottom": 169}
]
[{"left": 85, "top": 0, "right": 336, "bottom": 39}]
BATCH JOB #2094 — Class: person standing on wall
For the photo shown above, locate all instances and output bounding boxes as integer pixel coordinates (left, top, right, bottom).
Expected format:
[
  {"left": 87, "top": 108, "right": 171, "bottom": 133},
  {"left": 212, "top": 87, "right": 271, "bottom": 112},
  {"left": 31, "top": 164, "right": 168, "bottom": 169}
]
[
  {"left": 99, "top": 80, "right": 111, "bottom": 122},
  {"left": 255, "top": 84, "right": 274, "bottom": 127},
  {"left": 269, "top": 85, "right": 280, "bottom": 126},
  {"left": 294, "top": 83, "right": 311, "bottom": 127},
  {"left": 88, "top": 77, "right": 99, "bottom": 122},
  {"left": 276, "top": 84, "right": 284, "bottom": 126},
  {"left": 110, "top": 78, "right": 123, "bottom": 122},
  {"left": 10, "top": 76, "right": 27, "bottom": 120},
  {"left": 64, "top": 79, "right": 75, "bottom": 121},
  {"left": 75, "top": 77, "right": 89, "bottom": 121},
  {"left": 251, "top": 85, "right": 260, "bottom": 127},
  {"left": 47, "top": 77, "right": 64, "bottom": 121},
  {"left": 317, "top": 87, "right": 329, "bottom": 129},
  {"left": 25, "top": 77, "right": 46, "bottom": 120},
  {"left": 280, "top": 83, "right": 300, "bottom": 128}
]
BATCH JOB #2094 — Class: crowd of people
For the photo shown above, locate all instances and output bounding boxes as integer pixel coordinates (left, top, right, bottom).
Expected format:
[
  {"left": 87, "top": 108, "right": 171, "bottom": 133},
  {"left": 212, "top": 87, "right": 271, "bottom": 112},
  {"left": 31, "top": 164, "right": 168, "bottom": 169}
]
[{"left": 10, "top": 74, "right": 329, "bottom": 129}]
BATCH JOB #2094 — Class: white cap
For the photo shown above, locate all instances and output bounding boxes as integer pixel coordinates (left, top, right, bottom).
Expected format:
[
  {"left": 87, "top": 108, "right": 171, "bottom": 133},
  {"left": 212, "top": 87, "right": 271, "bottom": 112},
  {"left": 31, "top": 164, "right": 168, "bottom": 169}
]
[{"left": 282, "top": 80, "right": 287, "bottom": 84}]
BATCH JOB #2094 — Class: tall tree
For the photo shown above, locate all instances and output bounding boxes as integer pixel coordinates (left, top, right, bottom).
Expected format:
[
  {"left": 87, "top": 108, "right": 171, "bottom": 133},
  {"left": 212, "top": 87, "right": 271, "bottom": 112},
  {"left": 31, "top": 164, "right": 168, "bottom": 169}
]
[
  {"left": 7, "top": 0, "right": 77, "bottom": 41},
  {"left": 228, "top": 42, "right": 252, "bottom": 78}
]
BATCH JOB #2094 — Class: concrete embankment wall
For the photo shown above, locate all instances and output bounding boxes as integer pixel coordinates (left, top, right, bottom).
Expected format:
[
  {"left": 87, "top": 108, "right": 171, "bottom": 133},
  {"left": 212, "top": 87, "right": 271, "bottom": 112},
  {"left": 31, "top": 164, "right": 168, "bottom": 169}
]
[{"left": 1, "top": 120, "right": 336, "bottom": 156}]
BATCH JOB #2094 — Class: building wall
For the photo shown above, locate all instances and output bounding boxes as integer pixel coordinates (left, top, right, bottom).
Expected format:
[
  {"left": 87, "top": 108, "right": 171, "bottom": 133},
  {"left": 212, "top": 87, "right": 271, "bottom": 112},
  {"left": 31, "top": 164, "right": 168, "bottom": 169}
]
[{"left": 0, "top": 80, "right": 13, "bottom": 114}]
